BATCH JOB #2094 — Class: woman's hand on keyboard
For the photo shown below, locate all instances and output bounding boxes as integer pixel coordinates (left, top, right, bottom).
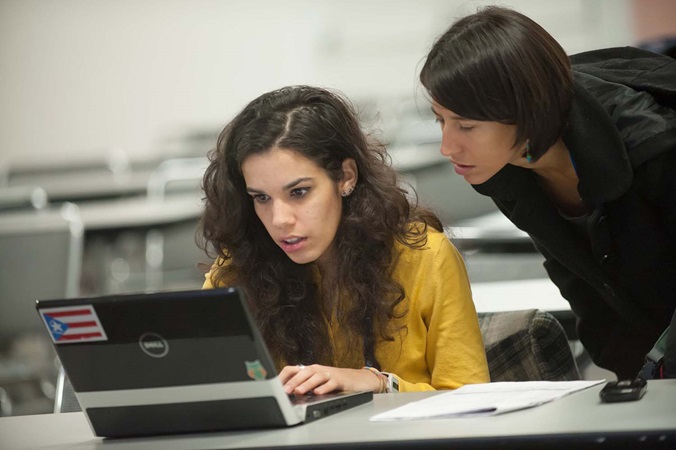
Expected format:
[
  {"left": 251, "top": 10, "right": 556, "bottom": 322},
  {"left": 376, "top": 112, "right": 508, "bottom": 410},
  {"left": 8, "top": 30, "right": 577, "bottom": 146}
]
[{"left": 279, "top": 364, "right": 381, "bottom": 395}]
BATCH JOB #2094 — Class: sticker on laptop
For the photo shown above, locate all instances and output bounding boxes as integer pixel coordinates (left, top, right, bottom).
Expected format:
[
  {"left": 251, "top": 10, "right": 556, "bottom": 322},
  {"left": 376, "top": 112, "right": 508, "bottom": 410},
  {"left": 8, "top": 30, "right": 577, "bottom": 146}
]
[
  {"left": 246, "top": 360, "right": 268, "bottom": 380},
  {"left": 39, "top": 305, "right": 108, "bottom": 344}
]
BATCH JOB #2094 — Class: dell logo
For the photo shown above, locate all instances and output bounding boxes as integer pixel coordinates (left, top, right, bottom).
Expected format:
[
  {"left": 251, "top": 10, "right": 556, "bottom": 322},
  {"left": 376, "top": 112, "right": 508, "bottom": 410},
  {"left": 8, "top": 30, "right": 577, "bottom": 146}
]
[
  {"left": 143, "top": 341, "right": 164, "bottom": 349},
  {"left": 139, "top": 332, "right": 169, "bottom": 358}
]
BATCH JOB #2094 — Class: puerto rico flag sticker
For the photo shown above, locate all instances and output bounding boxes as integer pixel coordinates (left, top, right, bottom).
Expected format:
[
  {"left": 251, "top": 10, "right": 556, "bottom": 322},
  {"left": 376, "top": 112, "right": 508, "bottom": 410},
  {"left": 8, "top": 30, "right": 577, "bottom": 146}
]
[{"left": 39, "top": 305, "right": 108, "bottom": 344}]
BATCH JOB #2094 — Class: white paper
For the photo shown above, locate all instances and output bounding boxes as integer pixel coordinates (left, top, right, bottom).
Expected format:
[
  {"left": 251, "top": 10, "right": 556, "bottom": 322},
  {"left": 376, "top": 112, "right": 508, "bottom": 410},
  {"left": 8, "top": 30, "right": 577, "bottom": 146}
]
[{"left": 370, "top": 380, "right": 605, "bottom": 421}]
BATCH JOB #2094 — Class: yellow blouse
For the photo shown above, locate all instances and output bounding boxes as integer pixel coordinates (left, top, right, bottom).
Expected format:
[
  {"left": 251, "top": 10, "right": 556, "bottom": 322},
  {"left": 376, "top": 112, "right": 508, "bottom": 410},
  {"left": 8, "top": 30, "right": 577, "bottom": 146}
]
[{"left": 203, "top": 227, "right": 490, "bottom": 391}]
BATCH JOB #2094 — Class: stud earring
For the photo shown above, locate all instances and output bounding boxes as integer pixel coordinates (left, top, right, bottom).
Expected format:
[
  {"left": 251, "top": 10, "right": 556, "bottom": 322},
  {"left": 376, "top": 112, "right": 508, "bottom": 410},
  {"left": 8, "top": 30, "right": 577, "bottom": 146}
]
[
  {"left": 341, "top": 186, "right": 354, "bottom": 197},
  {"left": 524, "top": 139, "right": 533, "bottom": 163}
]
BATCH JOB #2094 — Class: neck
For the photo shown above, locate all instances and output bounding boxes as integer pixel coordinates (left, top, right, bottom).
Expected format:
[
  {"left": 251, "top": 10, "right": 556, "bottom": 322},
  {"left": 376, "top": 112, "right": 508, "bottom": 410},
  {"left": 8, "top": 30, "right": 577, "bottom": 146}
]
[
  {"left": 525, "top": 139, "right": 586, "bottom": 215},
  {"left": 528, "top": 139, "right": 577, "bottom": 185}
]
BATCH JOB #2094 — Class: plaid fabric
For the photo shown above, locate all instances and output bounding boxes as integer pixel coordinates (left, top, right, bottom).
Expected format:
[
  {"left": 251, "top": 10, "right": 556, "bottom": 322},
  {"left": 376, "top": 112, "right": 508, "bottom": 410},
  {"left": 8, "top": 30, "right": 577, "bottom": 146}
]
[{"left": 479, "top": 309, "right": 580, "bottom": 382}]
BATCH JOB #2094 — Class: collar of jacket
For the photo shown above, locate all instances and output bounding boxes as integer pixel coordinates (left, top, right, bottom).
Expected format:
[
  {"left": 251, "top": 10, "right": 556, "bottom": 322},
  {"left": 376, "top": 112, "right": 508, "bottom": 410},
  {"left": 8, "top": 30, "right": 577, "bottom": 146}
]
[
  {"left": 473, "top": 77, "right": 633, "bottom": 207},
  {"left": 470, "top": 76, "right": 656, "bottom": 326},
  {"left": 563, "top": 76, "right": 633, "bottom": 204}
]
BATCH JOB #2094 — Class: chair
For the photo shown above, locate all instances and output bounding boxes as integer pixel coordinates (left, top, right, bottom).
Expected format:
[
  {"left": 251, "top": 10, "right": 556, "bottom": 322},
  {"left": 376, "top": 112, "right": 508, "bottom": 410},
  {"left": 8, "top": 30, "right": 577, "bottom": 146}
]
[
  {"left": 0, "top": 203, "right": 84, "bottom": 415},
  {"left": 0, "top": 186, "right": 48, "bottom": 212},
  {"left": 0, "top": 203, "right": 83, "bottom": 345},
  {"left": 145, "top": 157, "right": 207, "bottom": 201},
  {"left": 4, "top": 148, "right": 136, "bottom": 203},
  {"left": 478, "top": 309, "right": 580, "bottom": 382},
  {"left": 144, "top": 157, "right": 207, "bottom": 291}
]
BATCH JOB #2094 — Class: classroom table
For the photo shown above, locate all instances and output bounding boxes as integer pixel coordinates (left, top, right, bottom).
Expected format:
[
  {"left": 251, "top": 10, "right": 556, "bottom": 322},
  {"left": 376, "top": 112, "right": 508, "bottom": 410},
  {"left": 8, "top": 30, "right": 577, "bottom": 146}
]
[
  {"left": 76, "top": 193, "right": 203, "bottom": 231},
  {"left": 472, "top": 278, "right": 570, "bottom": 314},
  {"left": 1, "top": 380, "right": 674, "bottom": 449}
]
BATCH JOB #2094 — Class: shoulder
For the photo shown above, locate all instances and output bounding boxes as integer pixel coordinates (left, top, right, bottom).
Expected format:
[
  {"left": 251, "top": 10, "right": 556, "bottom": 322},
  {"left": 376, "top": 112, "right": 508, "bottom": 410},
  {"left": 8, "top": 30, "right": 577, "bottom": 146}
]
[
  {"left": 394, "top": 224, "right": 461, "bottom": 268},
  {"left": 392, "top": 224, "right": 472, "bottom": 314},
  {"left": 571, "top": 47, "right": 676, "bottom": 105},
  {"left": 423, "top": 226, "right": 456, "bottom": 255},
  {"left": 570, "top": 46, "right": 673, "bottom": 70}
]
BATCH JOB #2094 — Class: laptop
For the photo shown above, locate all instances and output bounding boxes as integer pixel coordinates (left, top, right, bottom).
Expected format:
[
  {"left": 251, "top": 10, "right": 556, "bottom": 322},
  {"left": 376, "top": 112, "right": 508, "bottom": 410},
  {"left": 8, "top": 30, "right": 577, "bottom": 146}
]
[{"left": 35, "top": 287, "right": 373, "bottom": 438}]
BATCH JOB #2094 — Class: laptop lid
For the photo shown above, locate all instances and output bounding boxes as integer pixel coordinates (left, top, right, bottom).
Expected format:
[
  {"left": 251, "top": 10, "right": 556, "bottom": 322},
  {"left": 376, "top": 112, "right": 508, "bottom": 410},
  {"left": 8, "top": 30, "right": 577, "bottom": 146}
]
[{"left": 35, "top": 287, "right": 372, "bottom": 437}]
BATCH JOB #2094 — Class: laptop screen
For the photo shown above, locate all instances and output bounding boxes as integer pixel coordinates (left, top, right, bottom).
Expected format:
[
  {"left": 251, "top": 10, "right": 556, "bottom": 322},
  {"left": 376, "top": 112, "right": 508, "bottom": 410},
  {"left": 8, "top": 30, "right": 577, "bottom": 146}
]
[{"left": 36, "top": 288, "right": 277, "bottom": 392}]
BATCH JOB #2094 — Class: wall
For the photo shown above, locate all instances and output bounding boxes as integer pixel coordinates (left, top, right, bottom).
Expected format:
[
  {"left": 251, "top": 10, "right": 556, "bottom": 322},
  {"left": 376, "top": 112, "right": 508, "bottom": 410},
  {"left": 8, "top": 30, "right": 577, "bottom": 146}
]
[
  {"left": 631, "top": 0, "right": 676, "bottom": 42},
  {"left": 0, "top": 0, "right": 633, "bottom": 168}
]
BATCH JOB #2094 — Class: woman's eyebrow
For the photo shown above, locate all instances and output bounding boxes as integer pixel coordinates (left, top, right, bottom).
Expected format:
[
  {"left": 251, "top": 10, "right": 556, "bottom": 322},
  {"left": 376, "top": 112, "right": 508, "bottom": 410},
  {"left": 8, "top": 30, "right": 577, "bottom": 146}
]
[
  {"left": 283, "top": 177, "right": 313, "bottom": 190},
  {"left": 246, "top": 177, "right": 314, "bottom": 195}
]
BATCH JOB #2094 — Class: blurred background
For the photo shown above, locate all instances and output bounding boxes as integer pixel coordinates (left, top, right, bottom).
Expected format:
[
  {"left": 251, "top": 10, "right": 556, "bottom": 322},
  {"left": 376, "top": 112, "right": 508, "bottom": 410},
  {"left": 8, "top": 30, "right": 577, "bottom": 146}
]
[{"left": 1, "top": 0, "right": 674, "bottom": 416}]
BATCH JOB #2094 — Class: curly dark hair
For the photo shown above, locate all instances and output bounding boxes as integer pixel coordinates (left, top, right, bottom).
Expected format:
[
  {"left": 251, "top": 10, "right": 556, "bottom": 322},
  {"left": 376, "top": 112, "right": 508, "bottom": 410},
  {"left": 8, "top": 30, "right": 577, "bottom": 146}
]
[{"left": 199, "top": 85, "right": 442, "bottom": 369}]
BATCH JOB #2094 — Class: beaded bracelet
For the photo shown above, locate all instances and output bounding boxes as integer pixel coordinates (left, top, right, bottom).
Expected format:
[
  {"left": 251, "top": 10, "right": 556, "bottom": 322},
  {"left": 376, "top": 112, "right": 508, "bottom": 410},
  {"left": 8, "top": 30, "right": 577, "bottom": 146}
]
[{"left": 362, "top": 366, "right": 387, "bottom": 393}]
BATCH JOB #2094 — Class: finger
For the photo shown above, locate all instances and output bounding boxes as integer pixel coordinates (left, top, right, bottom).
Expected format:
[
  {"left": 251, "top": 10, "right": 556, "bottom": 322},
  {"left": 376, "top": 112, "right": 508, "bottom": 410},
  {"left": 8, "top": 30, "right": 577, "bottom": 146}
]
[
  {"left": 312, "top": 372, "right": 337, "bottom": 395},
  {"left": 278, "top": 365, "right": 300, "bottom": 384},
  {"left": 295, "top": 371, "right": 333, "bottom": 395},
  {"left": 282, "top": 366, "right": 314, "bottom": 394}
]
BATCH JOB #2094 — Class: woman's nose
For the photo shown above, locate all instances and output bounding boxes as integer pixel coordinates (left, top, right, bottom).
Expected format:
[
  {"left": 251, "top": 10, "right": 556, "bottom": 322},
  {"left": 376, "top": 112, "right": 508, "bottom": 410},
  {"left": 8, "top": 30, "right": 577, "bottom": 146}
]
[
  {"left": 271, "top": 200, "right": 295, "bottom": 228},
  {"left": 440, "top": 131, "right": 458, "bottom": 158}
]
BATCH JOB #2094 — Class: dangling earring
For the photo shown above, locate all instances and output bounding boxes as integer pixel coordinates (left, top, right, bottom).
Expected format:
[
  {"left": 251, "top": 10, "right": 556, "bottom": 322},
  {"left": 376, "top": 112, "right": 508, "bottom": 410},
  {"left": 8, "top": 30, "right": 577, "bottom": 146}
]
[
  {"left": 524, "top": 139, "right": 533, "bottom": 163},
  {"left": 341, "top": 186, "right": 354, "bottom": 197}
]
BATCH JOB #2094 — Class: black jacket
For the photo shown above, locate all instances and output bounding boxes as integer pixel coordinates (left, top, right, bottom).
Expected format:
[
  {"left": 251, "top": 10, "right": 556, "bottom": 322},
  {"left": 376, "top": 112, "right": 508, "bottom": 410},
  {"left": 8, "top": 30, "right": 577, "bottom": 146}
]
[{"left": 473, "top": 47, "right": 676, "bottom": 379}]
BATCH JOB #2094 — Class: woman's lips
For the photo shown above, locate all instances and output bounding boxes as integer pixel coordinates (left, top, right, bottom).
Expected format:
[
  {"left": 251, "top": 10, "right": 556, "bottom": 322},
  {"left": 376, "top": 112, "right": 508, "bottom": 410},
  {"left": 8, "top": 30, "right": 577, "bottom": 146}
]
[
  {"left": 280, "top": 237, "right": 307, "bottom": 253},
  {"left": 453, "top": 163, "right": 473, "bottom": 176}
]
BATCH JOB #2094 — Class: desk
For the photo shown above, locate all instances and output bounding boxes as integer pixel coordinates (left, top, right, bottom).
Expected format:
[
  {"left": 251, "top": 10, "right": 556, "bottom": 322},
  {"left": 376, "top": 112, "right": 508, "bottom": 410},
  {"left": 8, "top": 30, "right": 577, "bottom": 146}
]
[
  {"left": 5, "top": 152, "right": 162, "bottom": 203},
  {"left": 0, "top": 193, "right": 203, "bottom": 232},
  {"left": 8, "top": 169, "right": 152, "bottom": 203},
  {"left": 472, "top": 278, "right": 577, "bottom": 341},
  {"left": 472, "top": 278, "right": 570, "bottom": 315},
  {"left": 77, "top": 194, "right": 203, "bottom": 231},
  {"left": 450, "top": 210, "right": 529, "bottom": 238},
  {"left": 1, "top": 380, "right": 674, "bottom": 449}
]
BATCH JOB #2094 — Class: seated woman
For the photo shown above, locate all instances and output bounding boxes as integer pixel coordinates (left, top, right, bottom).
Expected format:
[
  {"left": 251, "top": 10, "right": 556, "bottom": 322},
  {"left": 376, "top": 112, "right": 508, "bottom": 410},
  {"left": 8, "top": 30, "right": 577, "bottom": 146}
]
[{"left": 200, "top": 85, "right": 489, "bottom": 394}]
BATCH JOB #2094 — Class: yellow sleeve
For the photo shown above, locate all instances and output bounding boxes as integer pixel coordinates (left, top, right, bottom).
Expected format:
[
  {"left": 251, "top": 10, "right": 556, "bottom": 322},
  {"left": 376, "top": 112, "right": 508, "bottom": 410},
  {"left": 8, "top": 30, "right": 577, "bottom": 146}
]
[
  {"left": 202, "top": 258, "right": 234, "bottom": 289},
  {"left": 383, "top": 229, "right": 490, "bottom": 392},
  {"left": 203, "top": 270, "right": 215, "bottom": 289},
  {"left": 202, "top": 262, "right": 217, "bottom": 289}
]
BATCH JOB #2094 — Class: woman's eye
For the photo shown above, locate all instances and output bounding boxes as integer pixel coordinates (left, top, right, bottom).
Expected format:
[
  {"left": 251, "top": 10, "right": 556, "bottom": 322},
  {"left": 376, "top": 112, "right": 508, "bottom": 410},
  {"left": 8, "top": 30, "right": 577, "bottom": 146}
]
[
  {"left": 252, "top": 194, "right": 269, "bottom": 203},
  {"left": 434, "top": 117, "right": 445, "bottom": 126},
  {"left": 458, "top": 124, "right": 474, "bottom": 131},
  {"left": 291, "top": 187, "right": 309, "bottom": 197}
]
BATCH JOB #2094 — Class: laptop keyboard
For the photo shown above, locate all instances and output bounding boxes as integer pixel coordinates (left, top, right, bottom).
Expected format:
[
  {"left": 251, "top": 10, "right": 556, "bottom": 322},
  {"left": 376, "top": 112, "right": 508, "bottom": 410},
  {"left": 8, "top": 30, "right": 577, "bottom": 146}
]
[
  {"left": 288, "top": 392, "right": 342, "bottom": 405},
  {"left": 288, "top": 393, "right": 317, "bottom": 404}
]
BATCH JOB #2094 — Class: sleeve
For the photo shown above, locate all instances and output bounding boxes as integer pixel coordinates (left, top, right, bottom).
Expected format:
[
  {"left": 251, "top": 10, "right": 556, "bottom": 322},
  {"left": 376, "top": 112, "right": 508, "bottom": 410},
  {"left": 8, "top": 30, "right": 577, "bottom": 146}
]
[
  {"left": 531, "top": 149, "right": 676, "bottom": 379},
  {"left": 393, "top": 232, "right": 490, "bottom": 392},
  {"left": 202, "top": 258, "right": 234, "bottom": 289},
  {"left": 202, "top": 262, "right": 217, "bottom": 289},
  {"left": 651, "top": 152, "right": 676, "bottom": 378},
  {"left": 648, "top": 149, "right": 676, "bottom": 240},
  {"left": 536, "top": 241, "right": 651, "bottom": 379}
]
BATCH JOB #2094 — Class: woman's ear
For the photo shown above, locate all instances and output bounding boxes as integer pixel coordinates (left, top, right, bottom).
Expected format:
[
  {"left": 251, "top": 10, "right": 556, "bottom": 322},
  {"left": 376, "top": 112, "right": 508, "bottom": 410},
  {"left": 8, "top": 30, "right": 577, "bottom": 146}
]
[{"left": 340, "top": 158, "right": 358, "bottom": 197}]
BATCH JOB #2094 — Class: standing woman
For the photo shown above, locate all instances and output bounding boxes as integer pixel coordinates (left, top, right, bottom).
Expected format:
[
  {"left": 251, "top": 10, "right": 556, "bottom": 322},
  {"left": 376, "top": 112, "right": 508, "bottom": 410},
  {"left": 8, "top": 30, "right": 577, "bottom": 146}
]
[
  {"left": 200, "top": 85, "right": 489, "bottom": 394},
  {"left": 420, "top": 6, "right": 676, "bottom": 380}
]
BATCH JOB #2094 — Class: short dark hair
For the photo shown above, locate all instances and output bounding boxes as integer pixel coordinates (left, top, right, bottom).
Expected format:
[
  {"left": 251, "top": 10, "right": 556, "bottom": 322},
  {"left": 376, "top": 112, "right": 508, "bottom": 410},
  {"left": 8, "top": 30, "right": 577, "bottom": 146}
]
[{"left": 420, "top": 6, "right": 573, "bottom": 160}]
